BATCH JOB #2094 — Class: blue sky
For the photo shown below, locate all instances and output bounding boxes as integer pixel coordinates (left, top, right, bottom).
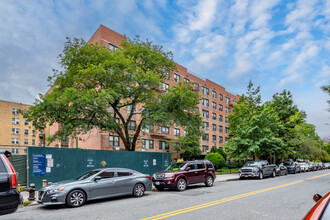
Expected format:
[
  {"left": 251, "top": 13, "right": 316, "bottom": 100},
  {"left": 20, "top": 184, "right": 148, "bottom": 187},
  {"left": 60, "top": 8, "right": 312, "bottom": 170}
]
[{"left": 0, "top": 0, "right": 329, "bottom": 138}]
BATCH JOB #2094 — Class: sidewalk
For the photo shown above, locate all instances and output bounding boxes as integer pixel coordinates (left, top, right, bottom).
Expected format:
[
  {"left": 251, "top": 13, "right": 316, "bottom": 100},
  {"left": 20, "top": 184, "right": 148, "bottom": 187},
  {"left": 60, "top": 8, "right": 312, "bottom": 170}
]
[
  {"left": 215, "top": 173, "right": 240, "bottom": 182},
  {"left": 20, "top": 191, "right": 38, "bottom": 205}
]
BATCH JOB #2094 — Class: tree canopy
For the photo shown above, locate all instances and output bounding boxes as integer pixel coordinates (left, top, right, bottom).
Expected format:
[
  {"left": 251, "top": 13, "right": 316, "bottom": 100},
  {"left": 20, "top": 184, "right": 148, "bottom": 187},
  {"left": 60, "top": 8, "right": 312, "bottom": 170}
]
[{"left": 24, "top": 37, "right": 203, "bottom": 152}]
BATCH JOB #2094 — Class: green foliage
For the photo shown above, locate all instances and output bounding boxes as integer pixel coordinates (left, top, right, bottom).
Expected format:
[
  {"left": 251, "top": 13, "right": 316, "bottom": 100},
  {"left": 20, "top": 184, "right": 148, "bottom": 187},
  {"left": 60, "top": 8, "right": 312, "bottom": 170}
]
[
  {"left": 205, "top": 153, "right": 225, "bottom": 168},
  {"left": 210, "top": 146, "right": 227, "bottom": 160},
  {"left": 321, "top": 84, "right": 330, "bottom": 111},
  {"left": 24, "top": 37, "right": 203, "bottom": 152}
]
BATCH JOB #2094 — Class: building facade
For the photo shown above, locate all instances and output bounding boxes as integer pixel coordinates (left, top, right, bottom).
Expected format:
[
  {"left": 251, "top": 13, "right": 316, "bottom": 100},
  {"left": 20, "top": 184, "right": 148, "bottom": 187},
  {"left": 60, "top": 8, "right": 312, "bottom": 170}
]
[
  {"left": 0, "top": 100, "right": 45, "bottom": 155},
  {"left": 48, "top": 25, "right": 240, "bottom": 157}
]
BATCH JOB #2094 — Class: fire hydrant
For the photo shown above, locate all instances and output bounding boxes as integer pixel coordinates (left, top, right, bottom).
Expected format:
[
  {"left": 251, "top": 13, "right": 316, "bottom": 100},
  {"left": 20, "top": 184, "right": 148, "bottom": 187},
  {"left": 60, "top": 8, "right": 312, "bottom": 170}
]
[{"left": 28, "top": 183, "right": 36, "bottom": 201}]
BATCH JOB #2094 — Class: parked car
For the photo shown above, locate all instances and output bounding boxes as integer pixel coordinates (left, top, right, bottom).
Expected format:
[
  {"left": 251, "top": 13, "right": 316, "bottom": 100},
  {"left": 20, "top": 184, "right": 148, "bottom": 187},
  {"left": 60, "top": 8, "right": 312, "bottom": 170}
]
[
  {"left": 152, "top": 160, "right": 216, "bottom": 191},
  {"left": 0, "top": 151, "right": 22, "bottom": 216},
  {"left": 314, "top": 162, "right": 323, "bottom": 170},
  {"left": 324, "top": 163, "right": 330, "bottom": 169},
  {"left": 276, "top": 163, "right": 288, "bottom": 176},
  {"left": 307, "top": 162, "right": 316, "bottom": 171},
  {"left": 283, "top": 161, "right": 301, "bottom": 174},
  {"left": 38, "top": 168, "right": 152, "bottom": 207},
  {"left": 303, "top": 192, "right": 330, "bottom": 220},
  {"left": 239, "top": 160, "right": 276, "bottom": 179},
  {"left": 299, "top": 162, "right": 309, "bottom": 172}
]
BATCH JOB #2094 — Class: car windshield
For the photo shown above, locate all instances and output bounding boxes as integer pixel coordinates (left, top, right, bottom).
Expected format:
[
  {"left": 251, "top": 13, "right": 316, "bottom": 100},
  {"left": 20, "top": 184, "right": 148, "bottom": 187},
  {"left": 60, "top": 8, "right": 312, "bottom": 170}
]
[
  {"left": 76, "top": 170, "right": 100, "bottom": 180},
  {"left": 244, "top": 161, "right": 262, "bottom": 167},
  {"left": 283, "top": 162, "right": 293, "bottom": 166},
  {"left": 166, "top": 163, "right": 187, "bottom": 171}
]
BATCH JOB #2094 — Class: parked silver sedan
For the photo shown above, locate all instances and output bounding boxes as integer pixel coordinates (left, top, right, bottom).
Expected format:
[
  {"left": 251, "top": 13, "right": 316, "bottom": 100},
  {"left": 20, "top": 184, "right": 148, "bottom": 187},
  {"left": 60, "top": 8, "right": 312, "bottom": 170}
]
[{"left": 38, "top": 168, "right": 152, "bottom": 208}]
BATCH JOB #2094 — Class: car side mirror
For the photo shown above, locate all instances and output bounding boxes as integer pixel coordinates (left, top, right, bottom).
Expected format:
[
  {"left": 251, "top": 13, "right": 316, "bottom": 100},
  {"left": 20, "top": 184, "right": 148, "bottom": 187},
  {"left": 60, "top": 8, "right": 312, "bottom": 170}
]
[
  {"left": 94, "top": 176, "right": 102, "bottom": 181},
  {"left": 313, "top": 194, "right": 322, "bottom": 203},
  {"left": 186, "top": 167, "right": 191, "bottom": 171}
]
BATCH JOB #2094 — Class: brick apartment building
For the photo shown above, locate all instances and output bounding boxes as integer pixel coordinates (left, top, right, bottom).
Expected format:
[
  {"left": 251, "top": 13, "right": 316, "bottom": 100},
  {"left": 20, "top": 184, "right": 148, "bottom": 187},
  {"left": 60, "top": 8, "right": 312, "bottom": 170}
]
[
  {"left": 0, "top": 100, "right": 45, "bottom": 155},
  {"left": 47, "top": 25, "right": 240, "bottom": 157}
]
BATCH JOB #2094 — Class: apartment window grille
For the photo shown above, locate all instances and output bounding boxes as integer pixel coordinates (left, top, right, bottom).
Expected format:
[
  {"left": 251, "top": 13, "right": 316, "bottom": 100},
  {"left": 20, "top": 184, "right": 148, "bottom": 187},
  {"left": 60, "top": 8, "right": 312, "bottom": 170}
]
[
  {"left": 202, "top": 110, "right": 209, "bottom": 118},
  {"left": 12, "top": 128, "right": 19, "bottom": 134},
  {"left": 142, "top": 139, "right": 154, "bottom": 149},
  {"left": 159, "top": 126, "right": 169, "bottom": 135},
  {"left": 219, "top": 104, "right": 223, "bottom": 111},
  {"left": 159, "top": 141, "right": 169, "bottom": 150},
  {"left": 212, "top": 113, "right": 216, "bottom": 120},
  {"left": 174, "top": 73, "right": 180, "bottom": 83},
  {"left": 174, "top": 128, "right": 180, "bottom": 137},
  {"left": 109, "top": 135, "right": 119, "bottom": 146},
  {"left": 128, "top": 121, "right": 136, "bottom": 131},
  {"left": 12, "top": 118, "right": 19, "bottom": 124},
  {"left": 212, "top": 102, "right": 216, "bottom": 110}
]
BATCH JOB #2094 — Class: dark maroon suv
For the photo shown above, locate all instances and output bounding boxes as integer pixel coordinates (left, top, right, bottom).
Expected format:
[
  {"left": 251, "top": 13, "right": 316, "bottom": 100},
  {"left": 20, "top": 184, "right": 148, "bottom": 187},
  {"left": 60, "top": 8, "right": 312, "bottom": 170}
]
[{"left": 152, "top": 160, "right": 216, "bottom": 191}]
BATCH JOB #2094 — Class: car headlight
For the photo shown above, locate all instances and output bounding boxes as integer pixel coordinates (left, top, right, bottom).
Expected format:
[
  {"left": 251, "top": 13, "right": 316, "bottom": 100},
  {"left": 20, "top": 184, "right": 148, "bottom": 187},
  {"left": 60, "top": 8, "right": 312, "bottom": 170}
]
[
  {"left": 152, "top": 174, "right": 156, "bottom": 179},
  {"left": 48, "top": 187, "right": 65, "bottom": 194},
  {"left": 164, "top": 173, "right": 174, "bottom": 178},
  {"left": 239, "top": 169, "right": 241, "bottom": 173}
]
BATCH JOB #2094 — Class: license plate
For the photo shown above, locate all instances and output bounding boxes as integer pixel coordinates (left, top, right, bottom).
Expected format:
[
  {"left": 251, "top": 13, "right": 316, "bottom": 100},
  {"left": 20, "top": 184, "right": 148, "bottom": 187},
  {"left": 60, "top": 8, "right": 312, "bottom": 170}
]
[
  {"left": 155, "top": 181, "right": 160, "bottom": 185},
  {"left": 245, "top": 175, "right": 248, "bottom": 177}
]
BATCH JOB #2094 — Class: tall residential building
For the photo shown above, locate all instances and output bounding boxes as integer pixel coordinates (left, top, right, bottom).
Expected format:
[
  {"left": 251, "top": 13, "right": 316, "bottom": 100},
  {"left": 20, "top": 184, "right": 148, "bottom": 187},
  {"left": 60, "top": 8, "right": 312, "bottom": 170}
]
[
  {"left": 48, "top": 25, "right": 240, "bottom": 157},
  {"left": 0, "top": 100, "right": 45, "bottom": 155}
]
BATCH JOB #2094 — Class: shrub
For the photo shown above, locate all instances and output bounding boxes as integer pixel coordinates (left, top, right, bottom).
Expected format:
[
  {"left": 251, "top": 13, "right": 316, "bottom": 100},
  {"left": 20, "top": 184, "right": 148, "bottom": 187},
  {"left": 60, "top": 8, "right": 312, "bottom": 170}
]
[{"left": 205, "top": 153, "right": 225, "bottom": 169}]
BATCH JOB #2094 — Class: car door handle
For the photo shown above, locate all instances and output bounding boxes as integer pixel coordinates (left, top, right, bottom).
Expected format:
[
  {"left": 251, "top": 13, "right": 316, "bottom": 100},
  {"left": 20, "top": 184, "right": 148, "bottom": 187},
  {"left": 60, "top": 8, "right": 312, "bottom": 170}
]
[{"left": 194, "top": 172, "right": 198, "bottom": 174}]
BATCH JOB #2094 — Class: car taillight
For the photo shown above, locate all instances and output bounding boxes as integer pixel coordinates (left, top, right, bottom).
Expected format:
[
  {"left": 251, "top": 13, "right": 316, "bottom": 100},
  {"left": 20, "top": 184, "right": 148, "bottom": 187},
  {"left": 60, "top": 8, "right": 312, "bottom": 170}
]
[
  {"left": 2, "top": 155, "right": 17, "bottom": 188},
  {"left": 146, "top": 176, "right": 151, "bottom": 179}
]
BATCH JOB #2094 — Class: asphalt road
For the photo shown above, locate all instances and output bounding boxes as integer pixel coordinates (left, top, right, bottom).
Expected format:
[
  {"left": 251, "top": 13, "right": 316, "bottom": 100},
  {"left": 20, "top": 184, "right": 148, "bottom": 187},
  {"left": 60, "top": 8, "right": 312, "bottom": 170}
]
[{"left": 6, "top": 169, "right": 330, "bottom": 220}]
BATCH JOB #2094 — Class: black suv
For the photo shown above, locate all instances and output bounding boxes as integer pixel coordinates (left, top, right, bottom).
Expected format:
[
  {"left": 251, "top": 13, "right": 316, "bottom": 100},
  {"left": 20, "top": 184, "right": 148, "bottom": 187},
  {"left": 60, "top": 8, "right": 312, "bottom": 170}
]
[{"left": 0, "top": 151, "right": 22, "bottom": 215}]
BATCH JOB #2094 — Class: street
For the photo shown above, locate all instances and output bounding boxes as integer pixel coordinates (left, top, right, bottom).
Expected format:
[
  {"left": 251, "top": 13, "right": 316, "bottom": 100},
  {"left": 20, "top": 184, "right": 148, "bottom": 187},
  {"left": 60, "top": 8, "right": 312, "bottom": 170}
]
[{"left": 6, "top": 170, "right": 330, "bottom": 220}]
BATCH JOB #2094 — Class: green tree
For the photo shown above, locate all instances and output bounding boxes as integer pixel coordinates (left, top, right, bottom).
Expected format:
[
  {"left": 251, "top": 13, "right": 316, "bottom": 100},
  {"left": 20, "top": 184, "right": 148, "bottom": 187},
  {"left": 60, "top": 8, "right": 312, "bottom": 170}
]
[
  {"left": 321, "top": 84, "right": 330, "bottom": 111},
  {"left": 205, "top": 153, "right": 225, "bottom": 169},
  {"left": 24, "top": 37, "right": 203, "bottom": 151},
  {"left": 225, "top": 81, "right": 284, "bottom": 161}
]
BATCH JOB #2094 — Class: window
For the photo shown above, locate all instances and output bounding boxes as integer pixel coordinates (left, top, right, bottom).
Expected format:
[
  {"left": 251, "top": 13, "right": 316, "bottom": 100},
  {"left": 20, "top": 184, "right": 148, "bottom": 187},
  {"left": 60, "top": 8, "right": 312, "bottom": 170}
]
[
  {"left": 202, "top": 145, "right": 209, "bottom": 153},
  {"left": 24, "top": 139, "right": 28, "bottom": 145},
  {"left": 219, "top": 104, "right": 223, "bottom": 111},
  {"left": 109, "top": 135, "right": 119, "bottom": 146},
  {"left": 163, "top": 70, "right": 169, "bottom": 80},
  {"left": 202, "top": 134, "right": 209, "bottom": 141},
  {"left": 142, "top": 125, "right": 153, "bottom": 134},
  {"left": 12, "top": 108, "right": 19, "bottom": 115},
  {"left": 212, "top": 91, "right": 217, "bottom": 99},
  {"left": 212, "top": 124, "right": 216, "bottom": 132},
  {"left": 225, "top": 137, "right": 229, "bottom": 143},
  {"left": 32, "top": 130, "right": 36, "bottom": 136},
  {"left": 184, "top": 130, "right": 188, "bottom": 136},
  {"left": 109, "top": 43, "right": 117, "bottom": 51},
  {"left": 159, "top": 126, "right": 169, "bottom": 135},
  {"left": 24, "top": 148, "right": 27, "bottom": 155},
  {"left": 212, "top": 113, "right": 216, "bottom": 120},
  {"left": 202, "top": 86, "right": 209, "bottom": 95},
  {"left": 219, "top": 125, "right": 223, "bottom": 133},
  {"left": 225, "top": 127, "right": 230, "bottom": 133},
  {"left": 32, "top": 139, "right": 36, "bottom": 145},
  {"left": 219, "top": 136, "right": 223, "bottom": 143},
  {"left": 128, "top": 121, "right": 136, "bottom": 131},
  {"left": 127, "top": 105, "right": 136, "bottom": 114},
  {"left": 194, "top": 83, "right": 199, "bottom": 90},
  {"left": 212, "top": 102, "right": 216, "bottom": 110},
  {"left": 184, "top": 78, "right": 190, "bottom": 83},
  {"left": 196, "top": 162, "right": 205, "bottom": 169},
  {"left": 187, "top": 163, "right": 196, "bottom": 170},
  {"left": 98, "top": 171, "right": 115, "bottom": 179},
  {"left": 202, "top": 110, "right": 209, "bottom": 118},
  {"left": 24, "top": 129, "right": 29, "bottom": 135},
  {"left": 174, "top": 128, "right": 180, "bottom": 137},
  {"left": 159, "top": 141, "right": 169, "bottom": 150},
  {"left": 225, "top": 117, "right": 229, "bottom": 123},
  {"left": 12, "top": 118, "right": 19, "bottom": 124},
  {"left": 162, "top": 83, "right": 169, "bottom": 91},
  {"left": 219, "top": 94, "right": 223, "bottom": 101},
  {"left": 203, "top": 122, "right": 209, "bottom": 130},
  {"left": 12, "top": 128, "right": 19, "bottom": 134},
  {"left": 142, "top": 139, "right": 154, "bottom": 149},
  {"left": 11, "top": 148, "right": 19, "bottom": 154},
  {"left": 212, "top": 135, "right": 216, "bottom": 143},
  {"left": 225, "top": 107, "right": 230, "bottom": 114},
  {"left": 118, "top": 172, "right": 132, "bottom": 177},
  {"left": 174, "top": 73, "right": 180, "bottom": 82},
  {"left": 219, "top": 115, "right": 223, "bottom": 122},
  {"left": 12, "top": 138, "right": 19, "bottom": 144},
  {"left": 24, "top": 120, "right": 29, "bottom": 125},
  {"left": 40, "top": 130, "right": 44, "bottom": 135},
  {"left": 202, "top": 98, "right": 209, "bottom": 107},
  {"left": 225, "top": 97, "right": 230, "bottom": 104}
]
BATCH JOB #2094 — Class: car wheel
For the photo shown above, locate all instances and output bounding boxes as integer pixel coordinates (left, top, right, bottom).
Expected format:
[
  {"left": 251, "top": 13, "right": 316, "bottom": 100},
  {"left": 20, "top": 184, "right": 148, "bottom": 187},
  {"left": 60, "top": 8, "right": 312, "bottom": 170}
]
[
  {"left": 205, "top": 176, "right": 214, "bottom": 187},
  {"left": 176, "top": 178, "right": 187, "bottom": 191},
  {"left": 66, "top": 190, "right": 86, "bottom": 208},
  {"left": 294, "top": 169, "right": 296, "bottom": 174},
  {"left": 133, "top": 183, "right": 145, "bottom": 197},
  {"left": 258, "top": 171, "right": 263, "bottom": 180},
  {"left": 285, "top": 171, "right": 288, "bottom": 175},
  {"left": 272, "top": 170, "right": 276, "bottom": 177},
  {"left": 155, "top": 186, "right": 164, "bottom": 191}
]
